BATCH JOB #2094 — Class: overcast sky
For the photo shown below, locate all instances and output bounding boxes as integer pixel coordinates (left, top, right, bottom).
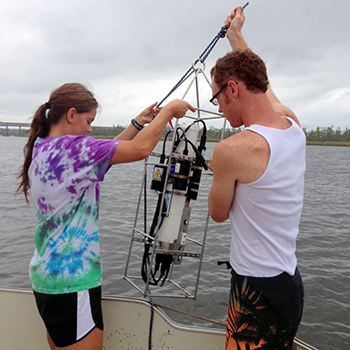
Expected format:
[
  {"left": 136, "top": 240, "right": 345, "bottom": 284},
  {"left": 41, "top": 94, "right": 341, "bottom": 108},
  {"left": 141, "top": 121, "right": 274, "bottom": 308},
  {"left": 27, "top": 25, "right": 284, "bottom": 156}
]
[{"left": 1, "top": 0, "right": 349, "bottom": 130}]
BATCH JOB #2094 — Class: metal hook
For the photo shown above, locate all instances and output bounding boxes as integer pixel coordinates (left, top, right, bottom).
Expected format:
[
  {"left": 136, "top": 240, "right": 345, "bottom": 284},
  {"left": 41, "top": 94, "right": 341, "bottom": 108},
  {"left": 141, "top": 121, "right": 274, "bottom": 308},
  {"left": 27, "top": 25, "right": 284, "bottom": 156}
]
[{"left": 192, "top": 58, "right": 206, "bottom": 72}]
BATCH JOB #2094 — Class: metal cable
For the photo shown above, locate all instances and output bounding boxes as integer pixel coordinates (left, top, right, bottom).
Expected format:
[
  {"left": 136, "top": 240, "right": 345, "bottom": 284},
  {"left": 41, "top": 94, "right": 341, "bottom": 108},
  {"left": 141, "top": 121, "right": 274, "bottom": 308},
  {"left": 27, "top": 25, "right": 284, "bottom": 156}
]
[
  {"left": 157, "top": 26, "right": 227, "bottom": 108},
  {"left": 148, "top": 289, "right": 155, "bottom": 350}
]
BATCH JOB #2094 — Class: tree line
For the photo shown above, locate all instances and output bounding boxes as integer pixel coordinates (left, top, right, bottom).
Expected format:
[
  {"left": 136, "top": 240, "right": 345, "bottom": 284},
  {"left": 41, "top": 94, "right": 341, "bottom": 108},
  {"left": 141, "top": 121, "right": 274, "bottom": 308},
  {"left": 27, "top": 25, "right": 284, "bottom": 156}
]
[
  {"left": 2, "top": 124, "right": 350, "bottom": 143},
  {"left": 89, "top": 125, "right": 246, "bottom": 140},
  {"left": 203, "top": 125, "right": 350, "bottom": 143},
  {"left": 302, "top": 126, "right": 350, "bottom": 143},
  {"left": 91, "top": 125, "right": 350, "bottom": 143}
]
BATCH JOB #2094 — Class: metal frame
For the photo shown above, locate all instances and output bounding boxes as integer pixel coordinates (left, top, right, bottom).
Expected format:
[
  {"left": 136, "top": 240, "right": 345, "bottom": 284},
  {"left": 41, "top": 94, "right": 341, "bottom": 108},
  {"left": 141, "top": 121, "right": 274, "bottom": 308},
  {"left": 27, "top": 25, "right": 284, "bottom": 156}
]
[{"left": 124, "top": 61, "right": 226, "bottom": 299}]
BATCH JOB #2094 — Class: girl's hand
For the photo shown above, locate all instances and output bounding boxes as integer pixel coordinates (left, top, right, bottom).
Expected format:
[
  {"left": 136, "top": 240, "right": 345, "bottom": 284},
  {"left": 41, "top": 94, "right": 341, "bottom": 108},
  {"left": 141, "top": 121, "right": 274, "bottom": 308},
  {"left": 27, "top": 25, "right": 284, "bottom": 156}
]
[
  {"left": 163, "top": 99, "right": 195, "bottom": 119},
  {"left": 135, "top": 102, "right": 160, "bottom": 126}
]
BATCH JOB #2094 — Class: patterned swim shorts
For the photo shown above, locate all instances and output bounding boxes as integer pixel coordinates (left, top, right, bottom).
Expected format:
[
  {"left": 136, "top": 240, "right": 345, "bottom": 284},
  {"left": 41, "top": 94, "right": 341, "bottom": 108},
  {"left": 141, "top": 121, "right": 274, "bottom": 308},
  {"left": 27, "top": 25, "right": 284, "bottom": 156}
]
[{"left": 226, "top": 268, "right": 304, "bottom": 350}]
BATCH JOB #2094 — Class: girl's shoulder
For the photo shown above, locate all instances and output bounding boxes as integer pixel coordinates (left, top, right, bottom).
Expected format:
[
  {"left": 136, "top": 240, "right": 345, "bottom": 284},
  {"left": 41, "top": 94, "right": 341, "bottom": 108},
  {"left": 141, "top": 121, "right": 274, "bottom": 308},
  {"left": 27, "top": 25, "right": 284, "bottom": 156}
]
[{"left": 35, "top": 134, "right": 88, "bottom": 149}]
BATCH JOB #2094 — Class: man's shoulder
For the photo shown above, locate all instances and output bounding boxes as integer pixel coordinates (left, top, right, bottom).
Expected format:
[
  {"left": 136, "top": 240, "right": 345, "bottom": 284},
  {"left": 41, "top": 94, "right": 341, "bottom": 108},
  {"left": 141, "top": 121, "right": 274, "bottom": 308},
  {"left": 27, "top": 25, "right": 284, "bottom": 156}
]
[
  {"left": 218, "top": 129, "right": 257, "bottom": 149},
  {"left": 212, "top": 131, "right": 251, "bottom": 164},
  {"left": 212, "top": 130, "right": 269, "bottom": 183},
  {"left": 215, "top": 130, "right": 268, "bottom": 166}
]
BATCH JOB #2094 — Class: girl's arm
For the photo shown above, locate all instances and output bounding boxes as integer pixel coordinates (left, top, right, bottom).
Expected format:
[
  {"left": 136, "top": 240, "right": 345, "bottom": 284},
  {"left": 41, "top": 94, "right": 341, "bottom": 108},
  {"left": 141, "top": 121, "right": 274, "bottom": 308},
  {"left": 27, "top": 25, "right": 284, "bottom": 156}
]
[{"left": 110, "top": 99, "right": 195, "bottom": 165}]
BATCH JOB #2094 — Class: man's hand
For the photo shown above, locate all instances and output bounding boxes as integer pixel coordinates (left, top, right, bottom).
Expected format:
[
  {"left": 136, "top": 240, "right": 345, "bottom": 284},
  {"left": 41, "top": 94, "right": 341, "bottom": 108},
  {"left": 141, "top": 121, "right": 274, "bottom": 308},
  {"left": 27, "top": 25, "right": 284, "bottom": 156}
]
[{"left": 225, "top": 6, "right": 249, "bottom": 52}]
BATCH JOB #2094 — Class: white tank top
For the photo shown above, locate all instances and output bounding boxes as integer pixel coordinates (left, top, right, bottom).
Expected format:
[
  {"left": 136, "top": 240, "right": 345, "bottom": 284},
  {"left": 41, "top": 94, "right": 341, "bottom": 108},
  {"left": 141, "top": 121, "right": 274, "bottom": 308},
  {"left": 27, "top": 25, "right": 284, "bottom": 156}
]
[{"left": 229, "top": 118, "right": 306, "bottom": 277}]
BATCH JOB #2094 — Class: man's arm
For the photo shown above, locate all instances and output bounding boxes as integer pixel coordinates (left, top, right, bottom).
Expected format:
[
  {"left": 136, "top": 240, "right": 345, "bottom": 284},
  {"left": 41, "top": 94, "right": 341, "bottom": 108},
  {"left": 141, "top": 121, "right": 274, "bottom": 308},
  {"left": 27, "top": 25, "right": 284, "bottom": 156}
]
[
  {"left": 225, "top": 7, "right": 301, "bottom": 126},
  {"left": 266, "top": 86, "right": 300, "bottom": 126},
  {"left": 208, "top": 140, "right": 237, "bottom": 223}
]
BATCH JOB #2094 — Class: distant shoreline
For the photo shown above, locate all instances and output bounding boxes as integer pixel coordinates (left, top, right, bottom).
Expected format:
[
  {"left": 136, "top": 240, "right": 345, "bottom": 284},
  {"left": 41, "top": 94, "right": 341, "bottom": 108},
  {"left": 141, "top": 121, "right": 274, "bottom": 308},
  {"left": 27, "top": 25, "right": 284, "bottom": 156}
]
[
  {"left": 305, "top": 141, "right": 350, "bottom": 147},
  {"left": 4, "top": 135, "right": 350, "bottom": 147},
  {"left": 96, "top": 137, "right": 350, "bottom": 146},
  {"left": 166, "top": 139, "right": 350, "bottom": 146}
]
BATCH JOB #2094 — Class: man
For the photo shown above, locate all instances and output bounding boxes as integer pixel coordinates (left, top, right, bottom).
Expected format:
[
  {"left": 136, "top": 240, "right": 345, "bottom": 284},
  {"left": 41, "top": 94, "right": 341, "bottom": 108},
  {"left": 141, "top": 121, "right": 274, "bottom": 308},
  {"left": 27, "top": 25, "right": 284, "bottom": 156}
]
[{"left": 208, "top": 7, "right": 305, "bottom": 350}]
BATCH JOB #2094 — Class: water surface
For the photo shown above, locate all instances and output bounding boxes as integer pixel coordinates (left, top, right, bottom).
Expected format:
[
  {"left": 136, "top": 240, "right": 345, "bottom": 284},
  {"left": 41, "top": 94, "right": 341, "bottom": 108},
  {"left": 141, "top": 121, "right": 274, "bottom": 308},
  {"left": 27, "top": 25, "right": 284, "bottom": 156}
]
[{"left": 0, "top": 136, "right": 349, "bottom": 350}]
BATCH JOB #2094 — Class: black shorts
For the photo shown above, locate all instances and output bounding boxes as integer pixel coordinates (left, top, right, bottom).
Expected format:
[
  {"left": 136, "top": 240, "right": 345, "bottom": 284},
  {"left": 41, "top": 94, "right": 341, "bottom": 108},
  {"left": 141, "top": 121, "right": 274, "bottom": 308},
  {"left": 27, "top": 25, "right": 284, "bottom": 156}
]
[
  {"left": 34, "top": 286, "right": 104, "bottom": 348},
  {"left": 226, "top": 268, "right": 304, "bottom": 350}
]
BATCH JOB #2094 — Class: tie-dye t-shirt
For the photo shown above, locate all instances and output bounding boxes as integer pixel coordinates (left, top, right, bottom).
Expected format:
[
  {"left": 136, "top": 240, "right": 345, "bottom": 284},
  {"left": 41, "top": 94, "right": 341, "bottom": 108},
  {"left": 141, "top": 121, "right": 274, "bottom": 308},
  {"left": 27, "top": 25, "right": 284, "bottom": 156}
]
[{"left": 28, "top": 135, "right": 120, "bottom": 294}]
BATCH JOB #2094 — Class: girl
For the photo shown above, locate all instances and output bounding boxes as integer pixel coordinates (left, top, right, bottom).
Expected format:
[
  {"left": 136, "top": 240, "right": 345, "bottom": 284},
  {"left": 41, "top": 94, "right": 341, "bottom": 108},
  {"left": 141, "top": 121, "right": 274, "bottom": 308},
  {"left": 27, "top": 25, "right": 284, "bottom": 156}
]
[{"left": 17, "top": 82, "right": 194, "bottom": 350}]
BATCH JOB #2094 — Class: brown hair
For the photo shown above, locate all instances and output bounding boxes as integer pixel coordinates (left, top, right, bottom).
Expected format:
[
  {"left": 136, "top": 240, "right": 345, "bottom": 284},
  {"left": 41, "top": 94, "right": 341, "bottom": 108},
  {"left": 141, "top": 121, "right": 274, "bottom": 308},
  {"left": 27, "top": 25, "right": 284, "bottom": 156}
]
[
  {"left": 17, "top": 83, "right": 99, "bottom": 204},
  {"left": 210, "top": 49, "right": 269, "bottom": 93}
]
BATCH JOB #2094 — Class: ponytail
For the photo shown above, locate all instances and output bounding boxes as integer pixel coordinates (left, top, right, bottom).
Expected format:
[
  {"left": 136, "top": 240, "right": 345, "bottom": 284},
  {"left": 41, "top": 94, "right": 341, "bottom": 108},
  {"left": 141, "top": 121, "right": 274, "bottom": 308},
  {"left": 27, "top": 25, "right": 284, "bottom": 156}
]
[{"left": 17, "top": 83, "right": 98, "bottom": 204}]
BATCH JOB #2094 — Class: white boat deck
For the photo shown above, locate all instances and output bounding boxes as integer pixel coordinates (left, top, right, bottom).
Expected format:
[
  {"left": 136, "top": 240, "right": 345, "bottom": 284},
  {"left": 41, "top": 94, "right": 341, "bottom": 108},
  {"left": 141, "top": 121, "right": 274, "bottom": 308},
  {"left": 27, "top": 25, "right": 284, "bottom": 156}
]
[{"left": 0, "top": 288, "right": 317, "bottom": 350}]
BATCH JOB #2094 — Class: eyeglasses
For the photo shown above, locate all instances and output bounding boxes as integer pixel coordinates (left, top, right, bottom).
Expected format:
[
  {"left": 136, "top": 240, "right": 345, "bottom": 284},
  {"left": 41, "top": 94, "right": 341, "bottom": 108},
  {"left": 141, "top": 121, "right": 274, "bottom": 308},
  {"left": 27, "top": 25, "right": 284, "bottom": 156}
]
[{"left": 209, "top": 83, "right": 228, "bottom": 106}]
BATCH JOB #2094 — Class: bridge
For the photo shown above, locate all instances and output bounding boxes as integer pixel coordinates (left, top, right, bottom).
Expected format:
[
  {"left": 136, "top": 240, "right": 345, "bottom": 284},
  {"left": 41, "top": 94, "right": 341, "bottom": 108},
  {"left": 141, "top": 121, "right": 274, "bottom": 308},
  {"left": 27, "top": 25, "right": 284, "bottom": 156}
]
[
  {"left": 0, "top": 122, "right": 31, "bottom": 136},
  {"left": 0, "top": 122, "right": 119, "bottom": 137}
]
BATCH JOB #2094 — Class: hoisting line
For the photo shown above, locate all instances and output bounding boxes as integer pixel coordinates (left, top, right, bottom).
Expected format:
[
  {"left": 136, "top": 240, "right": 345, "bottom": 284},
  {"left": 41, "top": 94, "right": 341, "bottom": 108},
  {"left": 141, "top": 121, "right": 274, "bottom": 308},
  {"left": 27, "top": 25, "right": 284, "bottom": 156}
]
[{"left": 156, "top": 2, "right": 249, "bottom": 109}]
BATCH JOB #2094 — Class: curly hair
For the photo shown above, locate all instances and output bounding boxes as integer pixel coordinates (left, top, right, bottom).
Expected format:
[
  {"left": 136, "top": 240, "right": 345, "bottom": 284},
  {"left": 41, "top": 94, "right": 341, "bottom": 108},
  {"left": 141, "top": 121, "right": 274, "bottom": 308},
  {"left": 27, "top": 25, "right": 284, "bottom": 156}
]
[{"left": 210, "top": 49, "right": 269, "bottom": 93}]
